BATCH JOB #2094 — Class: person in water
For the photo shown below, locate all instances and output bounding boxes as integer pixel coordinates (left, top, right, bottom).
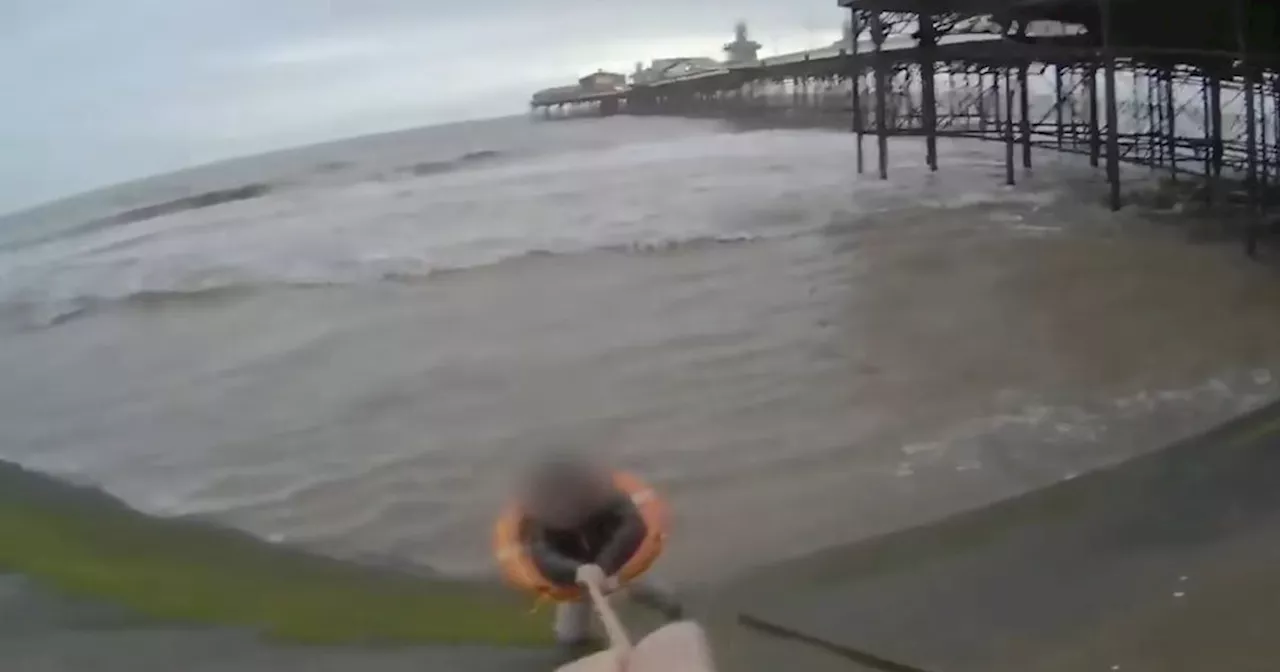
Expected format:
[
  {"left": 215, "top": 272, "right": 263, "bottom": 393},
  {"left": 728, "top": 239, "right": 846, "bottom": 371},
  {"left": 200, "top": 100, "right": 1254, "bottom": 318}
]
[{"left": 520, "top": 452, "right": 682, "bottom": 648}]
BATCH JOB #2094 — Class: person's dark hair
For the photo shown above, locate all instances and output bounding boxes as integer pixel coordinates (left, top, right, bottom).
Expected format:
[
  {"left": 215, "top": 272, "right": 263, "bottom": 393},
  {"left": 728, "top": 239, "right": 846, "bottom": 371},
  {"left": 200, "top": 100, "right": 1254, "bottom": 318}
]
[
  {"left": 522, "top": 449, "right": 609, "bottom": 527},
  {"left": 527, "top": 449, "right": 598, "bottom": 492}
]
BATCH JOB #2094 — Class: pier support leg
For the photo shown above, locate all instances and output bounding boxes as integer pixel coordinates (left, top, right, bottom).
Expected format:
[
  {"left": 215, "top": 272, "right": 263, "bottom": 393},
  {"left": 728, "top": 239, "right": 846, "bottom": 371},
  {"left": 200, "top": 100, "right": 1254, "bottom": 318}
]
[
  {"left": 920, "top": 14, "right": 938, "bottom": 171},
  {"left": 1019, "top": 43, "right": 1031, "bottom": 169},
  {"left": 1274, "top": 78, "right": 1280, "bottom": 206},
  {"left": 1210, "top": 72, "right": 1223, "bottom": 201},
  {"left": 850, "top": 7, "right": 865, "bottom": 175},
  {"left": 870, "top": 11, "right": 889, "bottom": 180},
  {"left": 1102, "top": 0, "right": 1121, "bottom": 211},
  {"left": 1235, "top": 0, "right": 1262, "bottom": 255},
  {"left": 1237, "top": 0, "right": 1258, "bottom": 212},
  {"left": 1104, "top": 61, "right": 1121, "bottom": 211},
  {"left": 978, "top": 71, "right": 988, "bottom": 133},
  {"left": 1089, "top": 65, "right": 1100, "bottom": 168},
  {"left": 1164, "top": 68, "right": 1177, "bottom": 179},
  {"left": 856, "top": 72, "right": 866, "bottom": 174},
  {"left": 1246, "top": 72, "right": 1259, "bottom": 209},
  {"left": 1055, "top": 65, "right": 1065, "bottom": 150},
  {"left": 1002, "top": 69, "right": 1015, "bottom": 186},
  {"left": 1201, "top": 78, "right": 1213, "bottom": 204},
  {"left": 1152, "top": 71, "right": 1162, "bottom": 165},
  {"left": 947, "top": 72, "right": 957, "bottom": 119},
  {"left": 1261, "top": 77, "right": 1270, "bottom": 201},
  {"left": 991, "top": 72, "right": 999, "bottom": 136},
  {"left": 1131, "top": 73, "right": 1142, "bottom": 163}
]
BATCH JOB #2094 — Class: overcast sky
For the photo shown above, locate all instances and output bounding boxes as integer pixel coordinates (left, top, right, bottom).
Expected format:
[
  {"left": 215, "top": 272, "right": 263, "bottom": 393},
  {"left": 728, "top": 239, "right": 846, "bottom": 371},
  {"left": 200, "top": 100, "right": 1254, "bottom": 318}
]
[{"left": 0, "top": 0, "right": 844, "bottom": 215}]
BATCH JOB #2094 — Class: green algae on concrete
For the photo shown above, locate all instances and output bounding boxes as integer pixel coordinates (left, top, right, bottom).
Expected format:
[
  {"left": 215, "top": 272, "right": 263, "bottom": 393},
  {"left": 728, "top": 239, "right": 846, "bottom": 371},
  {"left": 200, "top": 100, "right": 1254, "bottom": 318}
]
[{"left": 0, "top": 460, "right": 552, "bottom": 646}]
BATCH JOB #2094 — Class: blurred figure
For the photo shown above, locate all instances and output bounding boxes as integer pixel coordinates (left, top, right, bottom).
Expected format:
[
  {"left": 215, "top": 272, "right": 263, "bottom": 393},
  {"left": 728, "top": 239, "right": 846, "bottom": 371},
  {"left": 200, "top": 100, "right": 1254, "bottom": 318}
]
[{"left": 519, "top": 451, "right": 682, "bottom": 648}]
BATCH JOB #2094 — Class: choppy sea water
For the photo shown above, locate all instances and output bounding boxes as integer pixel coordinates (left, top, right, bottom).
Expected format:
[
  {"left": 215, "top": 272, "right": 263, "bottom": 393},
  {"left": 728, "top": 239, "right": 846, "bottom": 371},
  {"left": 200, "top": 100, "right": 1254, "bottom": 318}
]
[{"left": 2, "top": 115, "right": 1279, "bottom": 585}]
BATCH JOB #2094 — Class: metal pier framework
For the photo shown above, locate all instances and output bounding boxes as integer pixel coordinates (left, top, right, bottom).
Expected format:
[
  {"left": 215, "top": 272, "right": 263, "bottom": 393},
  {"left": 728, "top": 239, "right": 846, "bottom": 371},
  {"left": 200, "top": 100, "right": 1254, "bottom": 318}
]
[
  {"left": 530, "top": 1, "right": 1280, "bottom": 246},
  {"left": 838, "top": 0, "right": 1280, "bottom": 217}
]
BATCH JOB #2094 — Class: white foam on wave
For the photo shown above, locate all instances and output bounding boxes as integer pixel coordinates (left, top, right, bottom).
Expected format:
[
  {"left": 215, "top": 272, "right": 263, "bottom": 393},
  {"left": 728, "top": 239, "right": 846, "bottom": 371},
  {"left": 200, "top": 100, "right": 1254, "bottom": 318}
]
[
  {"left": 89, "top": 367, "right": 1277, "bottom": 580},
  {"left": 894, "top": 371, "right": 1279, "bottom": 483}
]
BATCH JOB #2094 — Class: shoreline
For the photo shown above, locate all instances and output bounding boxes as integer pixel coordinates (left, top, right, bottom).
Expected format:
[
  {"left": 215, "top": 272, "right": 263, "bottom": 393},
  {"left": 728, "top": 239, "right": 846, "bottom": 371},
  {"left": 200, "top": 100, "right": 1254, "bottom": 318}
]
[{"left": 5, "top": 395, "right": 1280, "bottom": 670}]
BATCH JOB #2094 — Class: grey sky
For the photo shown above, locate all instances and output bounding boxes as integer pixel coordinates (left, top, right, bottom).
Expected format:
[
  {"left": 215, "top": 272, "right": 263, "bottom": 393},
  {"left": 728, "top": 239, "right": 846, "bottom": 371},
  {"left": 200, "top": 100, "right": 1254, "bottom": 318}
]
[{"left": 0, "top": 0, "right": 842, "bottom": 215}]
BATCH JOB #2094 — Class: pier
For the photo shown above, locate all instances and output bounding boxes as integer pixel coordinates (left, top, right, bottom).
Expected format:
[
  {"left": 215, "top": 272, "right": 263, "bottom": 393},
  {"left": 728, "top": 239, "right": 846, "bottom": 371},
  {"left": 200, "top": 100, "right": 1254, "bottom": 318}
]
[{"left": 530, "top": 1, "right": 1280, "bottom": 249}]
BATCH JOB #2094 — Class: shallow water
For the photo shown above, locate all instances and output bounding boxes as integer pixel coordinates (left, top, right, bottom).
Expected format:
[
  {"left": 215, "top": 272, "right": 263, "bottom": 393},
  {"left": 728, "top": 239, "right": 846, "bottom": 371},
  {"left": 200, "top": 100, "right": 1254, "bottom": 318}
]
[{"left": 2, "top": 116, "right": 1279, "bottom": 585}]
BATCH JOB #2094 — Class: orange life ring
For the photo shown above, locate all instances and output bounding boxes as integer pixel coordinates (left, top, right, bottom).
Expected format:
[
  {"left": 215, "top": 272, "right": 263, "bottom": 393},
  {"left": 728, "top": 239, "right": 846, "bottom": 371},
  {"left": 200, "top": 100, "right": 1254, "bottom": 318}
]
[{"left": 493, "top": 471, "right": 668, "bottom": 602}]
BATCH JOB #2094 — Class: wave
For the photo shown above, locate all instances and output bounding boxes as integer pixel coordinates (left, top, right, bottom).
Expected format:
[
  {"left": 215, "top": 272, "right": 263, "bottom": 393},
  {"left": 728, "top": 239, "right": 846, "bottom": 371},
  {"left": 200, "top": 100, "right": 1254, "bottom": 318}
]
[
  {"left": 0, "top": 285, "right": 261, "bottom": 329},
  {"left": 0, "top": 183, "right": 276, "bottom": 254},
  {"left": 389, "top": 149, "right": 506, "bottom": 180},
  {"left": 0, "top": 232, "right": 769, "bottom": 328},
  {"left": 74, "top": 183, "right": 274, "bottom": 231},
  {"left": 0, "top": 149, "right": 506, "bottom": 255}
]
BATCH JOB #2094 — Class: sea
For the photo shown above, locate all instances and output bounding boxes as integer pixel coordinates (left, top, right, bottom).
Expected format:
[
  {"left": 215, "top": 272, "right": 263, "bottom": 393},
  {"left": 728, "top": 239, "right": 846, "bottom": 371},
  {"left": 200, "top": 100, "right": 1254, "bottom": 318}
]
[{"left": 2, "top": 114, "right": 1280, "bottom": 586}]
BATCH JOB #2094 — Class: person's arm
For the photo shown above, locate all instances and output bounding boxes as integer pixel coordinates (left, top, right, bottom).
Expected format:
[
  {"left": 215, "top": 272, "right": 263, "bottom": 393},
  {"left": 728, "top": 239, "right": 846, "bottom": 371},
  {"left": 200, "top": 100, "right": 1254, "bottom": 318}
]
[
  {"left": 594, "top": 497, "right": 647, "bottom": 577},
  {"left": 527, "top": 532, "right": 582, "bottom": 588}
]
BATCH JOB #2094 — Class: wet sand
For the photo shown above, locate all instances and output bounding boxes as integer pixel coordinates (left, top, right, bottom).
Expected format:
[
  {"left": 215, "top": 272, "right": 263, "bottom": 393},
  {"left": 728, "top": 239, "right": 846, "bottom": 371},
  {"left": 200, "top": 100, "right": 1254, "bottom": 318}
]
[{"left": 732, "top": 400, "right": 1280, "bottom": 672}]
